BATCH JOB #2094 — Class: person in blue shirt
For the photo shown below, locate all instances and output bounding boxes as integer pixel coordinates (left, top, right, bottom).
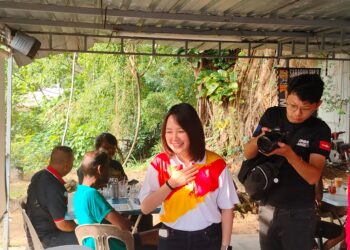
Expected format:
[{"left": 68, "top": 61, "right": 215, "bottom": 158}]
[{"left": 74, "top": 150, "right": 158, "bottom": 250}]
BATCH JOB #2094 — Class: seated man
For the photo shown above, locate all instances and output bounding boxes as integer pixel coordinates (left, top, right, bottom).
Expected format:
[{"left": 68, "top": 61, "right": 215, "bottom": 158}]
[
  {"left": 315, "top": 177, "right": 346, "bottom": 250},
  {"left": 77, "top": 132, "right": 127, "bottom": 183},
  {"left": 316, "top": 177, "right": 347, "bottom": 219},
  {"left": 26, "top": 146, "right": 78, "bottom": 248},
  {"left": 315, "top": 220, "right": 345, "bottom": 250},
  {"left": 74, "top": 150, "right": 158, "bottom": 250}
]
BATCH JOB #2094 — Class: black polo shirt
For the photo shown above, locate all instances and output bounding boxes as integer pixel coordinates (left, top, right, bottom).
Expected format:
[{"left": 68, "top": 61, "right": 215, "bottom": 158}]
[
  {"left": 110, "top": 159, "right": 127, "bottom": 181},
  {"left": 254, "top": 106, "right": 331, "bottom": 208},
  {"left": 26, "top": 166, "right": 68, "bottom": 238}
]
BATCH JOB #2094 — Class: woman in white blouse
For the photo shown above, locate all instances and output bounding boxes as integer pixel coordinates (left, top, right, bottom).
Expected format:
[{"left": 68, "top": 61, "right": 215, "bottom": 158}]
[{"left": 139, "top": 103, "right": 239, "bottom": 250}]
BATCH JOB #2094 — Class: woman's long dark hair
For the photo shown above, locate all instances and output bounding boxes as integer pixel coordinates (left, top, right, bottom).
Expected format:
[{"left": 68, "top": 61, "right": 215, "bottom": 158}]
[{"left": 161, "top": 103, "right": 205, "bottom": 161}]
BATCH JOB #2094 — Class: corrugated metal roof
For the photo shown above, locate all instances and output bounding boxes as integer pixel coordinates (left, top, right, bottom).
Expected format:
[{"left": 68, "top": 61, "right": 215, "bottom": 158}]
[{"left": 0, "top": 0, "right": 349, "bottom": 60}]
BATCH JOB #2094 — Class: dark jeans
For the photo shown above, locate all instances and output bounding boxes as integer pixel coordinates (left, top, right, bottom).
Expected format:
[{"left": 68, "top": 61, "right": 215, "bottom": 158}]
[
  {"left": 158, "top": 223, "right": 222, "bottom": 250},
  {"left": 259, "top": 204, "right": 317, "bottom": 250},
  {"left": 132, "top": 233, "right": 155, "bottom": 250},
  {"left": 41, "top": 231, "right": 78, "bottom": 248},
  {"left": 129, "top": 214, "right": 154, "bottom": 232}
]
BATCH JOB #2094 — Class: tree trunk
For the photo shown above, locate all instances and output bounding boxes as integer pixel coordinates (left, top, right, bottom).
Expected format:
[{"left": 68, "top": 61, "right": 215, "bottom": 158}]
[{"left": 123, "top": 55, "right": 142, "bottom": 166}]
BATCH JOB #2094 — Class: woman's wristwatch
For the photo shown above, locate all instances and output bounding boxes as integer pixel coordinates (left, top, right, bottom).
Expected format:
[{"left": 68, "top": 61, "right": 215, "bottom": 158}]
[{"left": 221, "top": 245, "right": 232, "bottom": 250}]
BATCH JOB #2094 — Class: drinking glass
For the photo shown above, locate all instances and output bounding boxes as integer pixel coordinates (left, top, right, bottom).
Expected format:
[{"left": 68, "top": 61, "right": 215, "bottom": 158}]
[
  {"left": 118, "top": 179, "right": 128, "bottom": 198},
  {"left": 129, "top": 183, "right": 141, "bottom": 200},
  {"left": 108, "top": 178, "right": 119, "bottom": 199},
  {"left": 328, "top": 181, "right": 336, "bottom": 194},
  {"left": 334, "top": 177, "right": 343, "bottom": 188}
]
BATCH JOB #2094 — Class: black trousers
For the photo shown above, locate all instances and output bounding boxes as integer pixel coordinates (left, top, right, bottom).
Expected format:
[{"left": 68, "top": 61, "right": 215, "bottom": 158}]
[
  {"left": 158, "top": 223, "right": 222, "bottom": 250},
  {"left": 259, "top": 204, "right": 317, "bottom": 250},
  {"left": 41, "top": 231, "right": 78, "bottom": 248}
]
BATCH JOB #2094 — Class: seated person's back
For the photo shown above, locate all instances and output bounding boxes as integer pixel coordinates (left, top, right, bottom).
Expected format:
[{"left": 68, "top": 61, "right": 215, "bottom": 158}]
[
  {"left": 74, "top": 183, "right": 126, "bottom": 249},
  {"left": 74, "top": 150, "right": 158, "bottom": 250},
  {"left": 26, "top": 146, "right": 78, "bottom": 248}
]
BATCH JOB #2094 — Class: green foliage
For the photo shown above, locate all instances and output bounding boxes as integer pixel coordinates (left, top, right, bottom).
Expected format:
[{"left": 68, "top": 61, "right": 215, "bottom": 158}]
[
  {"left": 322, "top": 75, "right": 350, "bottom": 115},
  {"left": 11, "top": 54, "right": 74, "bottom": 170},
  {"left": 144, "top": 54, "right": 196, "bottom": 104},
  {"left": 132, "top": 92, "right": 181, "bottom": 159},
  {"left": 10, "top": 43, "right": 196, "bottom": 171},
  {"left": 196, "top": 69, "right": 238, "bottom": 105},
  {"left": 176, "top": 48, "right": 240, "bottom": 106}
]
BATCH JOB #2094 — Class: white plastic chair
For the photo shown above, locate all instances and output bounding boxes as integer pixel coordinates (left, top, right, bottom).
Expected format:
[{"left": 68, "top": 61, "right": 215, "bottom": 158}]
[
  {"left": 75, "top": 224, "right": 134, "bottom": 250},
  {"left": 19, "top": 198, "right": 44, "bottom": 250},
  {"left": 46, "top": 245, "right": 91, "bottom": 250}
]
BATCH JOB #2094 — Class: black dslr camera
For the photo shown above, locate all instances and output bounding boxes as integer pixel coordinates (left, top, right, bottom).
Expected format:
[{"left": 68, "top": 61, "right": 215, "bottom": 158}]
[{"left": 257, "top": 129, "right": 288, "bottom": 154}]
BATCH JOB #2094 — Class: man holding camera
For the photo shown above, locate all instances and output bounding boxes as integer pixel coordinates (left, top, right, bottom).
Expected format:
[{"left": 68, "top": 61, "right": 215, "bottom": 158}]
[{"left": 244, "top": 74, "right": 331, "bottom": 250}]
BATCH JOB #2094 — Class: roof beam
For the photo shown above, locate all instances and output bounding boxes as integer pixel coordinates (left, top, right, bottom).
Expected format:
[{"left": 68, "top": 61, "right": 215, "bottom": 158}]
[
  {"left": 0, "top": 17, "right": 318, "bottom": 39},
  {"left": 1, "top": 1, "right": 350, "bottom": 29},
  {"left": 26, "top": 30, "right": 346, "bottom": 47},
  {"left": 0, "top": 17, "right": 113, "bottom": 30},
  {"left": 36, "top": 48, "right": 350, "bottom": 61}
]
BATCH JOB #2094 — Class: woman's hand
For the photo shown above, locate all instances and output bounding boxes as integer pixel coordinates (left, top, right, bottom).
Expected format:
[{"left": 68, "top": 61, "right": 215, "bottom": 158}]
[
  {"left": 140, "top": 162, "right": 199, "bottom": 214},
  {"left": 168, "top": 162, "right": 198, "bottom": 188}
]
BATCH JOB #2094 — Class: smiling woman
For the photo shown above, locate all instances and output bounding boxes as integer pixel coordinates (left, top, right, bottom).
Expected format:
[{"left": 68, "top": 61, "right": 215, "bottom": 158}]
[
  {"left": 164, "top": 115, "right": 191, "bottom": 162},
  {"left": 139, "top": 103, "right": 239, "bottom": 250},
  {"left": 161, "top": 103, "right": 205, "bottom": 165}
]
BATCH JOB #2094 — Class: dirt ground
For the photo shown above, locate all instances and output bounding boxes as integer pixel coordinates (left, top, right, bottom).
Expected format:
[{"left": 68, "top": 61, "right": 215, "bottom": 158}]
[{"left": 1, "top": 164, "right": 347, "bottom": 248}]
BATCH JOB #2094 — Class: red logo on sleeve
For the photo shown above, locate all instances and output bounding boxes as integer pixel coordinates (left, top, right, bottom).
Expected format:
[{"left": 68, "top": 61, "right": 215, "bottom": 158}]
[{"left": 319, "top": 141, "right": 331, "bottom": 151}]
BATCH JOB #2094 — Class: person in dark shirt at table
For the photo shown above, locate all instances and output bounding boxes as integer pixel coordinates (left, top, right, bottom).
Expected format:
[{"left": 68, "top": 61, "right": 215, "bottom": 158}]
[
  {"left": 74, "top": 150, "right": 158, "bottom": 250},
  {"left": 314, "top": 177, "right": 346, "bottom": 250},
  {"left": 77, "top": 132, "right": 127, "bottom": 183},
  {"left": 77, "top": 132, "right": 153, "bottom": 231},
  {"left": 26, "top": 146, "right": 78, "bottom": 248}
]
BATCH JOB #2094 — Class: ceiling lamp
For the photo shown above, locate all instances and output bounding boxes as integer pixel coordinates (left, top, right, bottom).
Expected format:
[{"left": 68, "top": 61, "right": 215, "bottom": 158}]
[{"left": 10, "top": 31, "right": 41, "bottom": 59}]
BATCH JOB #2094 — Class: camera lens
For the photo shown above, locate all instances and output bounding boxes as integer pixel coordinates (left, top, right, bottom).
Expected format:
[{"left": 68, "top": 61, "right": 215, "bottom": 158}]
[
  {"left": 257, "top": 136, "right": 275, "bottom": 154},
  {"left": 257, "top": 132, "right": 282, "bottom": 154}
]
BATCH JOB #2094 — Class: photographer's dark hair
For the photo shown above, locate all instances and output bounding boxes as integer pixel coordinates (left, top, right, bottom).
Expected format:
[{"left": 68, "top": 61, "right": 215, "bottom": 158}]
[
  {"left": 95, "top": 132, "right": 117, "bottom": 149},
  {"left": 161, "top": 103, "right": 205, "bottom": 161},
  {"left": 287, "top": 74, "right": 324, "bottom": 103},
  {"left": 80, "top": 150, "right": 110, "bottom": 177}
]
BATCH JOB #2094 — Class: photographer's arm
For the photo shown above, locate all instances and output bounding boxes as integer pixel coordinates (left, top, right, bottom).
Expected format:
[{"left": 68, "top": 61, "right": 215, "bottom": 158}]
[
  {"left": 243, "top": 127, "right": 270, "bottom": 160},
  {"left": 243, "top": 137, "right": 259, "bottom": 159},
  {"left": 271, "top": 142, "right": 325, "bottom": 185}
]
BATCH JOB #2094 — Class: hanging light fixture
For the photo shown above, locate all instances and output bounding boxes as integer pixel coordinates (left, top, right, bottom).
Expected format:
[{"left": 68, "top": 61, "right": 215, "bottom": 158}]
[{"left": 10, "top": 31, "right": 41, "bottom": 59}]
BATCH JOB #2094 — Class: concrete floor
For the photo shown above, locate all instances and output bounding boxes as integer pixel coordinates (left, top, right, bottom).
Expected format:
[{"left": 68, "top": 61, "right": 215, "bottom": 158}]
[{"left": 231, "top": 233, "right": 260, "bottom": 250}]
